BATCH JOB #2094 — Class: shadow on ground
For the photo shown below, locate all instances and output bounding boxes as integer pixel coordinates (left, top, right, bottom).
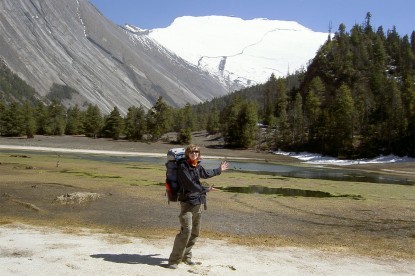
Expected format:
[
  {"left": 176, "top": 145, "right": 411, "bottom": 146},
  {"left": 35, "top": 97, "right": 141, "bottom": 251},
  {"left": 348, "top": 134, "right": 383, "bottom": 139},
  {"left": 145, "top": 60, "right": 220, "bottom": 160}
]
[{"left": 90, "top": 253, "right": 167, "bottom": 265}]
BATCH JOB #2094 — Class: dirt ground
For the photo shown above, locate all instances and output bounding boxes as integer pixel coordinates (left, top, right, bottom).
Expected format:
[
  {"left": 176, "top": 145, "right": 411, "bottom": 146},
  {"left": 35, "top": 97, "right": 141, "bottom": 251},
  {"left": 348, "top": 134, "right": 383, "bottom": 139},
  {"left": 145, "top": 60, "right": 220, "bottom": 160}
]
[
  {"left": 1, "top": 223, "right": 414, "bottom": 276},
  {"left": 1, "top": 133, "right": 415, "bottom": 275}
]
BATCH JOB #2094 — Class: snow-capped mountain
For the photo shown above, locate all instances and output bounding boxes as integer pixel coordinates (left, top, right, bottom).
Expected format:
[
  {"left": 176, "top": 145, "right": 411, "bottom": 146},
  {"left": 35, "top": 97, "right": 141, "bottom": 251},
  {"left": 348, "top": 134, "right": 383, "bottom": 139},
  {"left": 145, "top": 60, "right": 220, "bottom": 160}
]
[{"left": 144, "top": 16, "right": 329, "bottom": 88}]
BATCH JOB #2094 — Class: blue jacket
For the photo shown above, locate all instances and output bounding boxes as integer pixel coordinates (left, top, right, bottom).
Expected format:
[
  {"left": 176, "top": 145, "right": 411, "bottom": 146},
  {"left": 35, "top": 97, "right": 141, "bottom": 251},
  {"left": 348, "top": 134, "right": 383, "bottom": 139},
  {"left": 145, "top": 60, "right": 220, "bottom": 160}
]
[{"left": 177, "top": 160, "right": 221, "bottom": 208}]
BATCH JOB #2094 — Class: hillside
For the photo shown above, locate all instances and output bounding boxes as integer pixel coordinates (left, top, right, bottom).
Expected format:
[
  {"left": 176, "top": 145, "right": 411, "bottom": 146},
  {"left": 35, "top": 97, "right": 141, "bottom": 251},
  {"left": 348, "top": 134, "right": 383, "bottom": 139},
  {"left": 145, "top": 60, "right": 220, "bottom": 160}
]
[{"left": 0, "top": 0, "right": 227, "bottom": 114}]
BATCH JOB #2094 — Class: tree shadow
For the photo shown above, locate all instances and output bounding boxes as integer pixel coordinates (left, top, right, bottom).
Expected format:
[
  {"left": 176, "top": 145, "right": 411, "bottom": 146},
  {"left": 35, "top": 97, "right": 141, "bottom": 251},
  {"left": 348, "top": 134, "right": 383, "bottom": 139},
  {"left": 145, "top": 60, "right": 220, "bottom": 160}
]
[{"left": 90, "top": 253, "right": 168, "bottom": 266}]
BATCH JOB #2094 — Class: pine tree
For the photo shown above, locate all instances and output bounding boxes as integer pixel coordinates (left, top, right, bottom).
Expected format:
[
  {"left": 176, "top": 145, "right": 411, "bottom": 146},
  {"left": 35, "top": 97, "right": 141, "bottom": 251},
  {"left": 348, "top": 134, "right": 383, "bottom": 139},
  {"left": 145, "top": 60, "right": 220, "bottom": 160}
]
[
  {"left": 263, "top": 73, "right": 277, "bottom": 125},
  {"left": 220, "top": 96, "right": 242, "bottom": 147},
  {"left": 363, "top": 12, "right": 373, "bottom": 35},
  {"left": 400, "top": 35, "right": 415, "bottom": 75},
  {"left": 146, "top": 96, "right": 172, "bottom": 141},
  {"left": 46, "top": 100, "right": 66, "bottom": 135},
  {"left": 84, "top": 104, "right": 103, "bottom": 138},
  {"left": 177, "top": 128, "right": 192, "bottom": 144},
  {"left": 65, "top": 105, "right": 84, "bottom": 135},
  {"left": 384, "top": 80, "right": 405, "bottom": 153},
  {"left": 372, "top": 35, "right": 387, "bottom": 69},
  {"left": 220, "top": 97, "right": 258, "bottom": 148},
  {"left": 402, "top": 78, "right": 415, "bottom": 124},
  {"left": 34, "top": 102, "right": 50, "bottom": 135},
  {"left": 2, "top": 101, "right": 24, "bottom": 137},
  {"left": 206, "top": 107, "right": 220, "bottom": 134},
  {"left": 102, "top": 106, "right": 124, "bottom": 140},
  {"left": 411, "top": 31, "right": 415, "bottom": 56},
  {"left": 273, "top": 78, "right": 289, "bottom": 148},
  {"left": 182, "top": 103, "right": 195, "bottom": 132},
  {"left": 264, "top": 115, "right": 277, "bottom": 150},
  {"left": 0, "top": 100, "right": 5, "bottom": 136},
  {"left": 304, "top": 77, "right": 324, "bottom": 146},
  {"left": 22, "top": 101, "right": 35, "bottom": 138},
  {"left": 124, "top": 106, "right": 146, "bottom": 141},
  {"left": 291, "top": 92, "right": 304, "bottom": 146},
  {"left": 173, "top": 103, "right": 195, "bottom": 135},
  {"left": 238, "top": 101, "right": 258, "bottom": 148},
  {"left": 330, "top": 84, "right": 355, "bottom": 156}
]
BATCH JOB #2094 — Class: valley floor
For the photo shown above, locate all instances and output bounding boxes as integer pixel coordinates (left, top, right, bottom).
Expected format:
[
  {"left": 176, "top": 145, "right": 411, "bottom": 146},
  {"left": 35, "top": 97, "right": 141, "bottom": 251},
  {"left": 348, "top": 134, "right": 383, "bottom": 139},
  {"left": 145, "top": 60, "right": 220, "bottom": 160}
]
[{"left": 1, "top": 134, "right": 415, "bottom": 275}]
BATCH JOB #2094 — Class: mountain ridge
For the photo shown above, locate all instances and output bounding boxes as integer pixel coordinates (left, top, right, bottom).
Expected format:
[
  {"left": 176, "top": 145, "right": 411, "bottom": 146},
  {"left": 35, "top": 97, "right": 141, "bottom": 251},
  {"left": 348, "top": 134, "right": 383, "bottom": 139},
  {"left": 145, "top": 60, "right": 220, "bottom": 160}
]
[{"left": 0, "top": 0, "right": 227, "bottom": 114}]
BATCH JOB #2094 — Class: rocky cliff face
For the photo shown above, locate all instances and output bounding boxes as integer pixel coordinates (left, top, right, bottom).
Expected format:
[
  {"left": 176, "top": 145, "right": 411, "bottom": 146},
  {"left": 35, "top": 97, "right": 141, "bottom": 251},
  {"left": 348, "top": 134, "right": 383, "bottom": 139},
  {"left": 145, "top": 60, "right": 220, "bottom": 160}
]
[{"left": 0, "top": 0, "right": 227, "bottom": 114}]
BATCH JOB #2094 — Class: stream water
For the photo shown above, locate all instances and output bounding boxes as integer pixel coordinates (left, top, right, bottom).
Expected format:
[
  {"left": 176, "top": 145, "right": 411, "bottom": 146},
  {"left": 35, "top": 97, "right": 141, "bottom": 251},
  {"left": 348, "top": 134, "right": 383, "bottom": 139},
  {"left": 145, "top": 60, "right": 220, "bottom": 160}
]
[
  {"left": 2, "top": 149, "right": 413, "bottom": 186},
  {"left": 71, "top": 153, "right": 414, "bottom": 186}
]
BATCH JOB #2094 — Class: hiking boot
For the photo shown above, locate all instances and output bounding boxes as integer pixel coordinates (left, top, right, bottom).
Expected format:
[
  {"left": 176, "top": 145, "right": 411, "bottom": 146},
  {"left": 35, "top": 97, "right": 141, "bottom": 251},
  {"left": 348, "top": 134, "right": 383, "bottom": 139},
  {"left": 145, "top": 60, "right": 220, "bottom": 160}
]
[
  {"left": 183, "top": 259, "right": 201, "bottom": 266},
  {"left": 167, "top": 263, "right": 178, "bottom": 269}
]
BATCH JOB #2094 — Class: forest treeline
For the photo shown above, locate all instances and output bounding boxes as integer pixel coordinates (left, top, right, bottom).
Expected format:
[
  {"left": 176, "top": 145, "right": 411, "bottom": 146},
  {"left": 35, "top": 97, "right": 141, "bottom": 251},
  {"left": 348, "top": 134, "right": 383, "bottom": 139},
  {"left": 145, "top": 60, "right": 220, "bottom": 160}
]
[
  {"left": 1, "top": 13, "right": 414, "bottom": 158},
  {"left": 0, "top": 97, "right": 194, "bottom": 144}
]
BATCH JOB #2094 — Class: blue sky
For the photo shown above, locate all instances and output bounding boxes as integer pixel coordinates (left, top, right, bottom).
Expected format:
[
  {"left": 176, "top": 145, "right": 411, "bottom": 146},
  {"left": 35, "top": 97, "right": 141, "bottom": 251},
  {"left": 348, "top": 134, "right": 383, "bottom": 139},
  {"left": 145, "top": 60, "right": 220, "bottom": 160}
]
[{"left": 89, "top": 0, "right": 415, "bottom": 36}]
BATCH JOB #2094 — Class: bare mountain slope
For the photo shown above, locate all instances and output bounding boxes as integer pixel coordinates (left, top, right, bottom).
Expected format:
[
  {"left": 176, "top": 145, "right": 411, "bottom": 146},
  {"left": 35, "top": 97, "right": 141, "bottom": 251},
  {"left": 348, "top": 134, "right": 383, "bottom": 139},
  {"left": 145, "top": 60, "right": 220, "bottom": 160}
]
[{"left": 0, "top": 0, "right": 227, "bottom": 114}]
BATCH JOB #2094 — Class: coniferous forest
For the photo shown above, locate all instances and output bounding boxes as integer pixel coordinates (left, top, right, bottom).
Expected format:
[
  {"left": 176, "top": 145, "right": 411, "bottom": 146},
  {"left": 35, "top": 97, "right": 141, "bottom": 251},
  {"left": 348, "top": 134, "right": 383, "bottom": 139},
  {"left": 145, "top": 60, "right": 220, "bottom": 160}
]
[
  {"left": 194, "top": 13, "right": 415, "bottom": 158},
  {"left": 1, "top": 13, "right": 414, "bottom": 158}
]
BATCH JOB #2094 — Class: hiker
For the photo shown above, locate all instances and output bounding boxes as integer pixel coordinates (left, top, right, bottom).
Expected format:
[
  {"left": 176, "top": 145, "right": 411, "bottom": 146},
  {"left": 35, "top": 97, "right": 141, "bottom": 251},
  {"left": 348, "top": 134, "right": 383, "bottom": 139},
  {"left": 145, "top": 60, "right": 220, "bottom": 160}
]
[{"left": 167, "top": 144, "right": 229, "bottom": 269}]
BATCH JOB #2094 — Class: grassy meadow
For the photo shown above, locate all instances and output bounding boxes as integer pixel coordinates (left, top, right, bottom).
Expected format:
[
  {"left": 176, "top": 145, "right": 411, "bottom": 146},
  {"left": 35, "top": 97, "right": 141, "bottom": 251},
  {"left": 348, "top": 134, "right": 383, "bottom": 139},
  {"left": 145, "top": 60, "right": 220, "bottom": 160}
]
[{"left": 1, "top": 149, "right": 414, "bottom": 260}]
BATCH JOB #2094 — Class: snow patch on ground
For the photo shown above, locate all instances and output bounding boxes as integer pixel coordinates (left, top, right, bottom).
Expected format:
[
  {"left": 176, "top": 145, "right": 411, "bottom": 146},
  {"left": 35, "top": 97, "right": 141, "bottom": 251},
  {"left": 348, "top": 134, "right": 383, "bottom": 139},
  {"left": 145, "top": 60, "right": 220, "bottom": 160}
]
[{"left": 273, "top": 151, "right": 415, "bottom": 166}]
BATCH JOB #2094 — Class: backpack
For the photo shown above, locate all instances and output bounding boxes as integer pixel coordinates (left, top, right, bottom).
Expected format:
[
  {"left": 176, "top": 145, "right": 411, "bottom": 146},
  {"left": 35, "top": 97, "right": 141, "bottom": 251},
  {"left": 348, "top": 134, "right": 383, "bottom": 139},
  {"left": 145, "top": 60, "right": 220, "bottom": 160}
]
[{"left": 165, "top": 148, "right": 185, "bottom": 203}]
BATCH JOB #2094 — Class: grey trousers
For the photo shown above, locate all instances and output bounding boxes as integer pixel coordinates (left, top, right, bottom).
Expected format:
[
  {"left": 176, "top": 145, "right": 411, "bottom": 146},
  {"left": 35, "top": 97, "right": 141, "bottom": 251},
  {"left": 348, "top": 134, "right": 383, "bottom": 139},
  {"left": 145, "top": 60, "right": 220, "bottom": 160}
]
[{"left": 168, "top": 202, "right": 202, "bottom": 264}]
